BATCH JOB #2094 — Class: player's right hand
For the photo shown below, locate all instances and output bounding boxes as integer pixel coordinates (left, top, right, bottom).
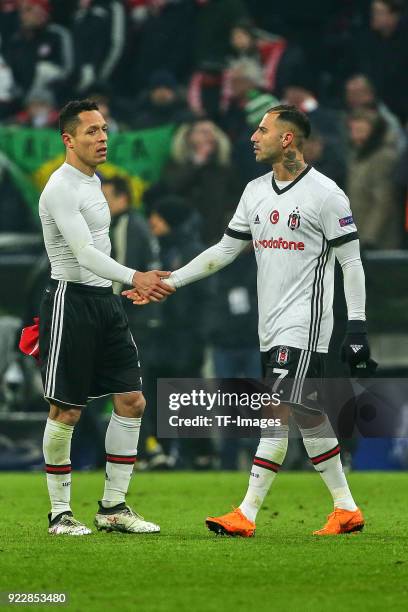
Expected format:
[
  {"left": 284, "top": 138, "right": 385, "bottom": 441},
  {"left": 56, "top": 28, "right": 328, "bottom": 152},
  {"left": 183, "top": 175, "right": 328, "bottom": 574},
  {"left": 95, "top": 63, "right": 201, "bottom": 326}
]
[{"left": 130, "top": 270, "right": 175, "bottom": 302}]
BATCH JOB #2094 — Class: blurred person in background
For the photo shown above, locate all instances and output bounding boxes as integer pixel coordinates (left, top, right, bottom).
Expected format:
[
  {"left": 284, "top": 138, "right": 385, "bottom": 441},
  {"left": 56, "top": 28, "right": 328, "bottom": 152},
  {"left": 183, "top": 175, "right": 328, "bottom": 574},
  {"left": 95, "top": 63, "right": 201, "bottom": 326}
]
[
  {"left": 188, "top": 20, "right": 271, "bottom": 121},
  {"left": 194, "top": 0, "right": 248, "bottom": 69},
  {"left": 150, "top": 119, "right": 241, "bottom": 245},
  {"left": 219, "top": 57, "right": 268, "bottom": 140},
  {"left": 102, "top": 175, "right": 164, "bottom": 466},
  {"left": 303, "top": 131, "right": 347, "bottom": 189},
  {"left": 89, "top": 90, "right": 122, "bottom": 132},
  {"left": 0, "top": 0, "right": 19, "bottom": 46},
  {"left": 225, "top": 20, "right": 306, "bottom": 99},
  {"left": 208, "top": 245, "right": 260, "bottom": 470},
  {"left": 72, "top": 0, "right": 126, "bottom": 95},
  {"left": 187, "top": 0, "right": 248, "bottom": 120},
  {"left": 352, "top": 0, "right": 408, "bottom": 123},
  {"left": 125, "top": 0, "right": 194, "bottom": 94},
  {"left": 283, "top": 71, "right": 347, "bottom": 155},
  {"left": 231, "top": 88, "right": 279, "bottom": 185},
  {"left": 347, "top": 109, "right": 401, "bottom": 249},
  {"left": 130, "top": 70, "right": 193, "bottom": 130},
  {"left": 0, "top": 35, "right": 17, "bottom": 119},
  {"left": 102, "top": 176, "right": 161, "bottom": 345},
  {"left": 10, "top": 88, "right": 58, "bottom": 127},
  {"left": 0, "top": 153, "right": 37, "bottom": 232},
  {"left": 345, "top": 74, "right": 406, "bottom": 153},
  {"left": 4, "top": 0, "right": 73, "bottom": 104},
  {"left": 148, "top": 195, "right": 213, "bottom": 469},
  {"left": 0, "top": 0, "right": 18, "bottom": 118},
  {"left": 394, "top": 133, "right": 408, "bottom": 248},
  {"left": 189, "top": 18, "right": 304, "bottom": 127}
]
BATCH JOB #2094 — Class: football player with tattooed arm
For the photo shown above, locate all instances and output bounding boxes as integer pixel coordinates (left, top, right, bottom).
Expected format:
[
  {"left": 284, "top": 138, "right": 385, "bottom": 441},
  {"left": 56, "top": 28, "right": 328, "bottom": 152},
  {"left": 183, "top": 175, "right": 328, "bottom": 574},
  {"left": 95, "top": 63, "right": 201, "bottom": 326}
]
[{"left": 125, "top": 104, "right": 373, "bottom": 537}]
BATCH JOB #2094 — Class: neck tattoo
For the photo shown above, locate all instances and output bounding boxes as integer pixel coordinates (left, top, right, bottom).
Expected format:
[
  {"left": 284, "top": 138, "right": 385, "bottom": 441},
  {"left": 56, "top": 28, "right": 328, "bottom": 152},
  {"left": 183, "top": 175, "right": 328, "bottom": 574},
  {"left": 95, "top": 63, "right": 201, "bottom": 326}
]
[{"left": 282, "top": 150, "right": 305, "bottom": 177}]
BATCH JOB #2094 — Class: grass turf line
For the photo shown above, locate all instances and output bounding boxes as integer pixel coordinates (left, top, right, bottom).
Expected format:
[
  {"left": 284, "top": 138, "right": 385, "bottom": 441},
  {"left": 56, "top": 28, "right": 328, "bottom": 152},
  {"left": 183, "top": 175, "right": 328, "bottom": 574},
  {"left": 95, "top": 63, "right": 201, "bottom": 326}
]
[{"left": 0, "top": 472, "right": 408, "bottom": 612}]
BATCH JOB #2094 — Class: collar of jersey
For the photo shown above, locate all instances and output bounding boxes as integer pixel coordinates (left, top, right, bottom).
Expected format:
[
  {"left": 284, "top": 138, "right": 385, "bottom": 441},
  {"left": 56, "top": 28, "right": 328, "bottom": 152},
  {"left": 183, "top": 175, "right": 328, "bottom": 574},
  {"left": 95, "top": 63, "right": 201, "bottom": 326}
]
[
  {"left": 271, "top": 165, "right": 311, "bottom": 195},
  {"left": 63, "top": 162, "right": 96, "bottom": 182}
]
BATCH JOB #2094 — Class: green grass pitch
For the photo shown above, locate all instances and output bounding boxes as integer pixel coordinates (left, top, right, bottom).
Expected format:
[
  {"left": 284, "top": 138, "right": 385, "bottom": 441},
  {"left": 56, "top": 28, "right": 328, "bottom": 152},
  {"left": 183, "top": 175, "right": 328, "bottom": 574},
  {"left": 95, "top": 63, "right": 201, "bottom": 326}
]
[{"left": 1, "top": 472, "right": 408, "bottom": 611}]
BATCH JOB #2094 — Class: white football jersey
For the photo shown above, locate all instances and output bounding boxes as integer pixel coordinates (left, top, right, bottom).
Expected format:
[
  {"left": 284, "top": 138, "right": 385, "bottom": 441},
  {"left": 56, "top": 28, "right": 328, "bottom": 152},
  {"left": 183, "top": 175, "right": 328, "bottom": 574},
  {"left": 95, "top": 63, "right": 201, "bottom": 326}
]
[
  {"left": 39, "top": 163, "right": 112, "bottom": 287},
  {"left": 226, "top": 166, "right": 358, "bottom": 353}
]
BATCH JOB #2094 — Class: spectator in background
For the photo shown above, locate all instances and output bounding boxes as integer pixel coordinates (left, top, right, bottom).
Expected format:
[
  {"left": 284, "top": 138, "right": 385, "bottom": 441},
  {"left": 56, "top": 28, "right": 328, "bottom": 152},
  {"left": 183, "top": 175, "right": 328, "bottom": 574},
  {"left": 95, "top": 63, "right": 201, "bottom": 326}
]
[
  {"left": 283, "top": 72, "right": 347, "bottom": 177},
  {"left": 347, "top": 109, "right": 401, "bottom": 249},
  {"left": 10, "top": 88, "right": 58, "bottom": 127},
  {"left": 194, "top": 0, "right": 248, "bottom": 68},
  {"left": 208, "top": 245, "right": 259, "bottom": 469},
  {"left": 345, "top": 74, "right": 406, "bottom": 153},
  {"left": 0, "top": 36, "right": 17, "bottom": 119},
  {"left": 130, "top": 70, "right": 193, "bottom": 130},
  {"left": 188, "top": 22, "right": 304, "bottom": 123},
  {"left": 225, "top": 20, "right": 306, "bottom": 98},
  {"left": 227, "top": 79, "right": 279, "bottom": 184},
  {"left": 4, "top": 0, "right": 73, "bottom": 104},
  {"left": 353, "top": 0, "right": 408, "bottom": 123},
  {"left": 148, "top": 195, "right": 213, "bottom": 469},
  {"left": 73, "top": 0, "right": 126, "bottom": 95},
  {"left": 0, "top": 154, "right": 37, "bottom": 232},
  {"left": 219, "top": 57, "right": 268, "bottom": 140},
  {"left": 150, "top": 119, "right": 241, "bottom": 245},
  {"left": 0, "top": 1, "right": 20, "bottom": 118},
  {"left": 0, "top": 0, "right": 19, "bottom": 48},
  {"left": 49, "top": 0, "right": 77, "bottom": 27},
  {"left": 102, "top": 175, "right": 163, "bottom": 466},
  {"left": 187, "top": 0, "right": 248, "bottom": 120},
  {"left": 89, "top": 90, "right": 122, "bottom": 132},
  {"left": 304, "top": 131, "right": 347, "bottom": 189},
  {"left": 125, "top": 0, "right": 194, "bottom": 95},
  {"left": 394, "top": 134, "right": 408, "bottom": 248}
]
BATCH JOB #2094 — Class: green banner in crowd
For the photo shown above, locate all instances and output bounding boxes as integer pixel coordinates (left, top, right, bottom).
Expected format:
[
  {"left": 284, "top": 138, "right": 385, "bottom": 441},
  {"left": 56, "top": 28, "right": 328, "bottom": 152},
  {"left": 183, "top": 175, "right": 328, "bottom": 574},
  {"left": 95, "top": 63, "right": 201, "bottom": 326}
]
[{"left": 0, "top": 124, "right": 175, "bottom": 223}]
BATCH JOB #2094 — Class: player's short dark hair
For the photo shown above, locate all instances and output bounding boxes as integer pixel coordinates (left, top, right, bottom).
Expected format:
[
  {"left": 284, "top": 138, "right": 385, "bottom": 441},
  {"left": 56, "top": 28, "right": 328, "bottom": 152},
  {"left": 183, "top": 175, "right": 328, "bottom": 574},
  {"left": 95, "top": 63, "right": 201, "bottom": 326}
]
[
  {"left": 266, "top": 104, "right": 311, "bottom": 140},
  {"left": 59, "top": 99, "right": 99, "bottom": 135},
  {"left": 103, "top": 176, "right": 132, "bottom": 203}
]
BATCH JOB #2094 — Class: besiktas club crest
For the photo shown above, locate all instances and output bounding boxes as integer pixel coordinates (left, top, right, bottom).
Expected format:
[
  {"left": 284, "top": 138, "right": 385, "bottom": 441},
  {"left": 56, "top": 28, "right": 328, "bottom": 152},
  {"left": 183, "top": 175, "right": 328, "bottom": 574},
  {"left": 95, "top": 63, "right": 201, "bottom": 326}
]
[
  {"left": 288, "top": 207, "right": 301, "bottom": 230},
  {"left": 277, "top": 346, "right": 290, "bottom": 365}
]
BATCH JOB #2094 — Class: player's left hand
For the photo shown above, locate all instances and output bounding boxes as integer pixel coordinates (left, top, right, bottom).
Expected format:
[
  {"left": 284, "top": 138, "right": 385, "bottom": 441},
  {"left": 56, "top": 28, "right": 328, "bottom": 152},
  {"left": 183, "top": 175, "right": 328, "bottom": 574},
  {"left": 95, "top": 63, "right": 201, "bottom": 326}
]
[
  {"left": 122, "top": 277, "right": 176, "bottom": 306},
  {"left": 122, "top": 288, "right": 151, "bottom": 306},
  {"left": 341, "top": 320, "right": 377, "bottom": 374}
]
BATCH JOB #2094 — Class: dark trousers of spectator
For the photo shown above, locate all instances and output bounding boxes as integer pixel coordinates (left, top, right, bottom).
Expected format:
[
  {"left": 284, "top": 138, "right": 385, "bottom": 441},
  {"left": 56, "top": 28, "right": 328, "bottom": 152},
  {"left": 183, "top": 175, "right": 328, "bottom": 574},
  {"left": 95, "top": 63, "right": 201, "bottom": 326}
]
[{"left": 213, "top": 347, "right": 261, "bottom": 470}]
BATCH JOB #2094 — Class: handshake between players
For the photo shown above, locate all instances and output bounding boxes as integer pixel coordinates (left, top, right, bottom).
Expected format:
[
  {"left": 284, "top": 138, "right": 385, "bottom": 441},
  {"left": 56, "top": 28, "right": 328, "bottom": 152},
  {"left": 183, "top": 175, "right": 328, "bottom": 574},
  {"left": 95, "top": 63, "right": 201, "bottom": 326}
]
[{"left": 129, "top": 270, "right": 176, "bottom": 304}]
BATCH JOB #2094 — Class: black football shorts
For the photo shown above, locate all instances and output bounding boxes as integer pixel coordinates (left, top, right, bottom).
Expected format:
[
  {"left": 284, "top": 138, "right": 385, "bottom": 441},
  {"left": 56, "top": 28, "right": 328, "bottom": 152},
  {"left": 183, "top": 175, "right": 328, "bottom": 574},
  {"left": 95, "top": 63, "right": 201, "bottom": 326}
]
[
  {"left": 39, "top": 279, "right": 142, "bottom": 407},
  {"left": 261, "top": 345, "right": 326, "bottom": 415}
]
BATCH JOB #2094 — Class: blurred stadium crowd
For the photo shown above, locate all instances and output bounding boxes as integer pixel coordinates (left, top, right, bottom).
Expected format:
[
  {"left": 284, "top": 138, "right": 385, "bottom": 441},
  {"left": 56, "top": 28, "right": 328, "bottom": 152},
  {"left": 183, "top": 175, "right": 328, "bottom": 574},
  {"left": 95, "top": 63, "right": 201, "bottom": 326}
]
[{"left": 1, "top": 0, "right": 408, "bottom": 471}]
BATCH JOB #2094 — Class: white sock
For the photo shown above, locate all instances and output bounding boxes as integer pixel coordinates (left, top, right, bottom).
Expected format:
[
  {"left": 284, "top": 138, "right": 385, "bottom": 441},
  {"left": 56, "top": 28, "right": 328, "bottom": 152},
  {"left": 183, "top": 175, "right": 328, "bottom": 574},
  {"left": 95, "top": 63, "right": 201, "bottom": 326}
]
[
  {"left": 300, "top": 417, "right": 357, "bottom": 511},
  {"left": 239, "top": 425, "right": 289, "bottom": 522},
  {"left": 102, "top": 411, "right": 141, "bottom": 508},
  {"left": 43, "top": 418, "right": 74, "bottom": 520}
]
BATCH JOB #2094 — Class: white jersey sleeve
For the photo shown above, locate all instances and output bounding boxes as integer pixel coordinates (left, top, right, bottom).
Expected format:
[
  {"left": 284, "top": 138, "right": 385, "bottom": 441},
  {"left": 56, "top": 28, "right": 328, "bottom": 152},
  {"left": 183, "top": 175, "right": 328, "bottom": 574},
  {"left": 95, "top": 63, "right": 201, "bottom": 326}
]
[
  {"left": 43, "top": 183, "right": 135, "bottom": 285},
  {"left": 334, "top": 240, "right": 366, "bottom": 321},
  {"left": 168, "top": 234, "right": 247, "bottom": 288},
  {"left": 318, "top": 188, "right": 358, "bottom": 247},
  {"left": 225, "top": 186, "right": 252, "bottom": 241}
]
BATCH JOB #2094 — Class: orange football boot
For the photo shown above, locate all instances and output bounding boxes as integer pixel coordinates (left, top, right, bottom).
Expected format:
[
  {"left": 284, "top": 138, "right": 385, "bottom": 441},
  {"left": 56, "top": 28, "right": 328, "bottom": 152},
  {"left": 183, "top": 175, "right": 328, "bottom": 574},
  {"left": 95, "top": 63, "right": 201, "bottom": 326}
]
[
  {"left": 313, "top": 507, "right": 365, "bottom": 535},
  {"left": 206, "top": 508, "right": 255, "bottom": 537}
]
